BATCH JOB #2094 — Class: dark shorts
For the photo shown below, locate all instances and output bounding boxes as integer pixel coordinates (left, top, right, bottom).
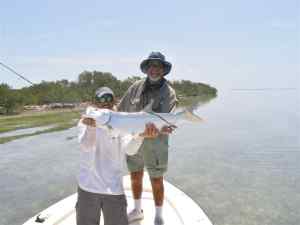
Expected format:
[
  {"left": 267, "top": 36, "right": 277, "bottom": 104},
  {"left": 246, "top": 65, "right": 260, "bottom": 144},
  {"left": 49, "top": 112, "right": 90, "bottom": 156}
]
[{"left": 76, "top": 186, "right": 128, "bottom": 225}]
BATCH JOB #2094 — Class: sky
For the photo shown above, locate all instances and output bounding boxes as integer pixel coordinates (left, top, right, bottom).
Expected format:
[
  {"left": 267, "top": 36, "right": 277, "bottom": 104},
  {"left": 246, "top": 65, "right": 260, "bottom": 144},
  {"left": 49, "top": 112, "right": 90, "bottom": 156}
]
[{"left": 0, "top": 0, "right": 299, "bottom": 90}]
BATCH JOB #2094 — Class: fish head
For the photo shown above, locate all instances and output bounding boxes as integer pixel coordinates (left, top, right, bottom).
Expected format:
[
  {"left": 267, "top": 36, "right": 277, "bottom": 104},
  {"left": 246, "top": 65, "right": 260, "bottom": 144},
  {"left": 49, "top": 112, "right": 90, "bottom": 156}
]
[{"left": 84, "top": 108, "right": 112, "bottom": 126}]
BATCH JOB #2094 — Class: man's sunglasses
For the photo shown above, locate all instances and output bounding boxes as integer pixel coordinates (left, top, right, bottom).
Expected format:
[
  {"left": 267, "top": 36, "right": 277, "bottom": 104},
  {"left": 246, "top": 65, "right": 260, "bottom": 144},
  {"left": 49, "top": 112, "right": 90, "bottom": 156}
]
[
  {"left": 95, "top": 94, "right": 114, "bottom": 103},
  {"left": 147, "top": 61, "right": 163, "bottom": 68}
]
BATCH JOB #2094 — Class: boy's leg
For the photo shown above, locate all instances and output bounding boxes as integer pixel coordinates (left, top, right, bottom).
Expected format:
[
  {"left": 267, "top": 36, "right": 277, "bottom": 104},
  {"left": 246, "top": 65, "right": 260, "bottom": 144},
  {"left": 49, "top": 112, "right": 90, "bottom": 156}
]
[
  {"left": 101, "top": 194, "right": 128, "bottom": 225},
  {"left": 76, "top": 187, "right": 102, "bottom": 225}
]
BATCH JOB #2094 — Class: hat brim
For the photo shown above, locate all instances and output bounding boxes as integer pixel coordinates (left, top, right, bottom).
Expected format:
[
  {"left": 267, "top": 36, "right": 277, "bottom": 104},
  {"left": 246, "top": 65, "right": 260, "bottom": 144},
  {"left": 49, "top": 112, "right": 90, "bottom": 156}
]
[
  {"left": 140, "top": 58, "right": 172, "bottom": 76},
  {"left": 95, "top": 87, "right": 114, "bottom": 98}
]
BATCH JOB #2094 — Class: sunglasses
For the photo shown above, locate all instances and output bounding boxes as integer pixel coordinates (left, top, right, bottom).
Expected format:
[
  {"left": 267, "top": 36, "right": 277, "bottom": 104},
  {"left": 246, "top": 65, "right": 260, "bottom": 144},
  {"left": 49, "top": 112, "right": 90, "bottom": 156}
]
[
  {"left": 95, "top": 94, "right": 113, "bottom": 103},
  {"left": 148, "top": 61, "right": 163, "bottom": 68}
]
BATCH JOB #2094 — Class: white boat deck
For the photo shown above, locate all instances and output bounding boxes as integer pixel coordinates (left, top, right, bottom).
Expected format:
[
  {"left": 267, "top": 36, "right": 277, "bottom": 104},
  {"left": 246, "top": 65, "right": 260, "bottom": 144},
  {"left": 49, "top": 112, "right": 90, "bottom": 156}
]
[
  {"left": 23, "top": 174, "right": 212, "bottom": 225},
  {"left": 57, "top": 191, "right": 185, "bottom": 225}
]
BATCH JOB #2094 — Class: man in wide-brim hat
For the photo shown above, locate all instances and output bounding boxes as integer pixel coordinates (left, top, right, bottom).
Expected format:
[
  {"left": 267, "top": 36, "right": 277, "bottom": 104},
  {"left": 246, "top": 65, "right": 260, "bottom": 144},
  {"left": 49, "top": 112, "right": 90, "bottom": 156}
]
[
  {"left": 118, "top": 52, "right": 177, "bottom": 225},
  {"left": 140, "top": 51, "right": 172, "bottom": 77}
]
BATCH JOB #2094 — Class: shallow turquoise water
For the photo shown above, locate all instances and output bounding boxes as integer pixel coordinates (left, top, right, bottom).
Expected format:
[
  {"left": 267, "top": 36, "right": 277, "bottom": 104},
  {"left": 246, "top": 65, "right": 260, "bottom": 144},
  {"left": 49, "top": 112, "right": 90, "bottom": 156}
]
[{"left": 0, "top": 89, "right": 299, "bottom": 225}]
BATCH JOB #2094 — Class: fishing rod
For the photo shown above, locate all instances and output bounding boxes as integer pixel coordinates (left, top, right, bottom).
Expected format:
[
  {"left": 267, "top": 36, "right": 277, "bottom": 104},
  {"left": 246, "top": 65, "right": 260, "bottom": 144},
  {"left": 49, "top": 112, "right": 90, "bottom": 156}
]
[{"left": 0, "top": 61, "right": 34, "bottom": 85}]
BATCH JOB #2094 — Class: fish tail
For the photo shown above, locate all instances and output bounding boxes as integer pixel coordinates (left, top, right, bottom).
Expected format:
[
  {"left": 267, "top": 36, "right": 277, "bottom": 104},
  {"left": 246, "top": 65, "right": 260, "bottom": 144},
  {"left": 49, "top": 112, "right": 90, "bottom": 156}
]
[{"left": 182, "top": 109, "right": 204, "bottom": 122}]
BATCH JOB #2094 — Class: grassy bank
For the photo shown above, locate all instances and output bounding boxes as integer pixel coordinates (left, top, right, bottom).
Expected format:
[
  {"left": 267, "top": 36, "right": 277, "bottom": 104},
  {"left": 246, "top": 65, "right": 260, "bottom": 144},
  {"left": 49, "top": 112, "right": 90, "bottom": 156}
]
[{"left": 0, "top": 109, "right": 81, "bottom": 144}]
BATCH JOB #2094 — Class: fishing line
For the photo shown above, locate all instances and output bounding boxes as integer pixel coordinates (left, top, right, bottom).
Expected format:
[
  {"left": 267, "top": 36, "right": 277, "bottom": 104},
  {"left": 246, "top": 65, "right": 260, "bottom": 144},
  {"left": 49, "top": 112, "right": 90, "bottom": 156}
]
[
  {"left": 146, "top": 111, "right": 177, "bottom": 129},
  {"left": 0, "top": 61, "right": 34, "bottom": 85}
]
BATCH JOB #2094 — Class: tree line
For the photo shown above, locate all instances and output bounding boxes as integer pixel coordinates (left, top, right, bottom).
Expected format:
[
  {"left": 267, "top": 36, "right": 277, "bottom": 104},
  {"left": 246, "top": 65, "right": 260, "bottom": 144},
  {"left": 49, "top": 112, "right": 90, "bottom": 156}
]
[{"left": 0, "top": 71, "right": 217, "bottom": 115}]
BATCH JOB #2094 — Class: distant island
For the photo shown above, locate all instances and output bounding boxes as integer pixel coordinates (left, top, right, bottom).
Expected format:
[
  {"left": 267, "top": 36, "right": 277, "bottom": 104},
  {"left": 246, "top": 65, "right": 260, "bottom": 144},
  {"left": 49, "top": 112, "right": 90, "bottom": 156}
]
[{"left": 0, "top": 70, "right": 217, "bottom": 115}]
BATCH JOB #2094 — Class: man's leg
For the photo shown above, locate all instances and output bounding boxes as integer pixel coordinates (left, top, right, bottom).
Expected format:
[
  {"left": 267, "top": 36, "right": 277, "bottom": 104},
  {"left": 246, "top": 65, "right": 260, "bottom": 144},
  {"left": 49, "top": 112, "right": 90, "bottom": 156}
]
[
  {"left": 131, "top": 170, "right": 144, "bottom": 200},
  {"left": 150, "top": 176, "right": 164, "bottom": 206},
  {"left": 150, "top": 176, "right": 165, "bottom": 225},
  {"left": 144, "top": 136, "right": 168, "bottom": 225},
  {"left": 126, "top": 147, "right": 145, "bottom": 222},
  {"left": 127, "top": 170, "right": 145, "bottom": 222}
]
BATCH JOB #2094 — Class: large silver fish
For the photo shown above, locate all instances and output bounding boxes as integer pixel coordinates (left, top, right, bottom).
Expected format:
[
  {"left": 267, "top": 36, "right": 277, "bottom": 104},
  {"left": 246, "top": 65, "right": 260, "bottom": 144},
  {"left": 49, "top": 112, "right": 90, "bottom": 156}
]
[{"left": 83, "top": 103, "right": 203, "bottom": 135}]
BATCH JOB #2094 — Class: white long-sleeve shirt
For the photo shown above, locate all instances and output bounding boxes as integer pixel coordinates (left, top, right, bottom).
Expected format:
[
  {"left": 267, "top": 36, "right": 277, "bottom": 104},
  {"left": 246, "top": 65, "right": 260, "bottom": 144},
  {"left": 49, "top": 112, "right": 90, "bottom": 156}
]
[{"left": 77, "top": 115, "right": 143, "bottom": 195}]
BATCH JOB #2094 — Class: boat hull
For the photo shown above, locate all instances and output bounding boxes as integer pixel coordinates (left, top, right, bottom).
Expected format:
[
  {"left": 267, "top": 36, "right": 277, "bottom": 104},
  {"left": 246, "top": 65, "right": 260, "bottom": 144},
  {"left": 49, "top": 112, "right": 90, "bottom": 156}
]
[{"left": 23, "top": 174, "right": 213, "bottom": 225}]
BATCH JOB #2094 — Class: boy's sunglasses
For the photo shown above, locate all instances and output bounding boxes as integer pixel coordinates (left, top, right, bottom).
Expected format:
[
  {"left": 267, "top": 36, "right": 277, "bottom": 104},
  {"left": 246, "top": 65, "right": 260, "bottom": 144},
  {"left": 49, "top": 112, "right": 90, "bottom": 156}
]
[{"left": 95, "top": 94, "right": 113, "bottom": 103}]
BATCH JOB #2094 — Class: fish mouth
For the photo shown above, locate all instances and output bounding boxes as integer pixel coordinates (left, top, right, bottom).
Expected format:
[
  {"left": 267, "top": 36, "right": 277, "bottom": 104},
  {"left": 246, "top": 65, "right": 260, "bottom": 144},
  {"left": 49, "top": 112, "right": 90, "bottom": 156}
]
[{"left": 101, "top": 105, "right": 112, "bottom": 109}]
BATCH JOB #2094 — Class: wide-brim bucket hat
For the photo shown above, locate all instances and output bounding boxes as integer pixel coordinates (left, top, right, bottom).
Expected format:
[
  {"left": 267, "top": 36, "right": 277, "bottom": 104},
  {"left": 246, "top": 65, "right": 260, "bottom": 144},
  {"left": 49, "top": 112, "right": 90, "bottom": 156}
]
[{"left": 140, "top": 52, "right": 172, "bottom": 76}]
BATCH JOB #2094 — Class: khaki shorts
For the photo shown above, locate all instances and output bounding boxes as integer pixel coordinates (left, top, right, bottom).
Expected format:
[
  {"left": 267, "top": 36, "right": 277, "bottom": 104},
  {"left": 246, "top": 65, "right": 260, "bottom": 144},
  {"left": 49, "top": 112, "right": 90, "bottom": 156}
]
[{"left": 126, "top": 135, "right": 169, "bottom": 178}]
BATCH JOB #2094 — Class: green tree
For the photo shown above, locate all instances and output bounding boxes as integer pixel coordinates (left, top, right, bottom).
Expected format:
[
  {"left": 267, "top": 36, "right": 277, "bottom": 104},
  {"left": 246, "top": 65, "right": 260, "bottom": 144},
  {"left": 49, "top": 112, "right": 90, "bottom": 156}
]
[
  {"left": 0, "top": 84, "right": 24, "bottom": 114},
  {"left": 3, "top": 70, "right": 217, "bottom": 115}
]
